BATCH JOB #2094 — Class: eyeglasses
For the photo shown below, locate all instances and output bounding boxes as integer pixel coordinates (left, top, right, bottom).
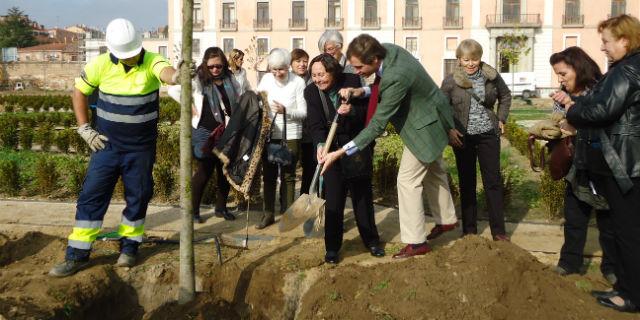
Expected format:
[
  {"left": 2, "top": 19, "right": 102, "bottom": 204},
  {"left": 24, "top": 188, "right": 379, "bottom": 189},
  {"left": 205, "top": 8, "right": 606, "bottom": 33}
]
[{"left": 207, "top": 64, "right": 224, "bottom": 70}]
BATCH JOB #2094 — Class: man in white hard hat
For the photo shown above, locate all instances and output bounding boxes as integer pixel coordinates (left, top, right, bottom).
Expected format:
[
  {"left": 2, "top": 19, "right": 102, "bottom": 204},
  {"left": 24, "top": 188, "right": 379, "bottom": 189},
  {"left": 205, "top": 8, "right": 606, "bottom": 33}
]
[{"left": 49, "top": 18, "right": 189, "bottom": 277}]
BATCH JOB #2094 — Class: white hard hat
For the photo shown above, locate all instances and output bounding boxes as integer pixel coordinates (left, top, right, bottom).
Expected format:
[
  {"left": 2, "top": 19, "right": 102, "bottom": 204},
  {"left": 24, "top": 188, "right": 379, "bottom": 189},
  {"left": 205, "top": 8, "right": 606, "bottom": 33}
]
[{"left": 106, "top": 18, "right": 142, "bottom": 59}]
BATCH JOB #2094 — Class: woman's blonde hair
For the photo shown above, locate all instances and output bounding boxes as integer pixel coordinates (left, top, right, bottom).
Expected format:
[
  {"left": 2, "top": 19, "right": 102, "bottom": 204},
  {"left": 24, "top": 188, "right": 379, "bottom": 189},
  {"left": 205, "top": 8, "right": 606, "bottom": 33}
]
[
  {"left": 598, "top": 14, "right": 640, "bottom": 52},
  {"left": 228, "top": 48, "right": 244, "bottom": 71},
  {"left": 456, "top": 39, "right": 483, "bottom": 60}
]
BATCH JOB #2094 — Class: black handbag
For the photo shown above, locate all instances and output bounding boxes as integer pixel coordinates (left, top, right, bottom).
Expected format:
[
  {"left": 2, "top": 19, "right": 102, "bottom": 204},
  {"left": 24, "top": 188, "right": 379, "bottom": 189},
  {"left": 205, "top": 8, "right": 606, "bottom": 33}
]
[{"left": 266, "top": 111, "right": 293, "bottom": 167}]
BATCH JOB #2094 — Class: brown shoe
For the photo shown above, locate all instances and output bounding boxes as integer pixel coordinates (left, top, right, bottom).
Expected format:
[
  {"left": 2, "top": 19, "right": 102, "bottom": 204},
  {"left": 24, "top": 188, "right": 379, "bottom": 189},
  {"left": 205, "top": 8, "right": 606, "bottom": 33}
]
[
  {"left": 493, "top": 234, "right": 510, "bottom": 242},
  {"left": 426, "top": 222, "right": 459, "bottom": 240},
  {"left": 392, "top": 243, "right": 432, "bottom": 259},
  {"left": 255, "top": 212, "right": 275, "bottom": 230}
]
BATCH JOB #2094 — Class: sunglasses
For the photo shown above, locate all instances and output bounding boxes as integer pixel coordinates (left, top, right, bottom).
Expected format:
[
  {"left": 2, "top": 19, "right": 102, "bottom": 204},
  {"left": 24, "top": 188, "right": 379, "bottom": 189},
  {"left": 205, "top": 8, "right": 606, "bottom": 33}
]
[{"left": 207, "top": 64, "right": 224, "bottom": 70}]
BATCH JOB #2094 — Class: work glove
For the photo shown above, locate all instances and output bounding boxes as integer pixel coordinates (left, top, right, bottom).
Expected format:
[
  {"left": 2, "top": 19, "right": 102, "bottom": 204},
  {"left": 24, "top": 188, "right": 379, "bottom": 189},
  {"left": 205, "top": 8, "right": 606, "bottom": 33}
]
[
  {"left": 171, "top": 60, "right": 196, "bottom": 84},
  {"left": 77, "top": 123, "right": 108, "bottom": 152}
]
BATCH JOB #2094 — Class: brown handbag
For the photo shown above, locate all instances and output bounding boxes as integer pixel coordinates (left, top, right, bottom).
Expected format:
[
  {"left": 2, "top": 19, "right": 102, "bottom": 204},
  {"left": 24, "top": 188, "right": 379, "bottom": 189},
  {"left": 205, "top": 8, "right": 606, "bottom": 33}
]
[{"left": 528, "top": 135, "right": 574, "bottom": 180}]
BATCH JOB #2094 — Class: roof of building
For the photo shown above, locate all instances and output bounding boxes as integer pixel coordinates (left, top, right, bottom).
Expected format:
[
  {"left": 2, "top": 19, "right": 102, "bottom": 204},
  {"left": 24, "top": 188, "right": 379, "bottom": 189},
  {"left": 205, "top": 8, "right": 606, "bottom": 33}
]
[{"left": 18, "top": 43, "right": 77, "bottom": 52}]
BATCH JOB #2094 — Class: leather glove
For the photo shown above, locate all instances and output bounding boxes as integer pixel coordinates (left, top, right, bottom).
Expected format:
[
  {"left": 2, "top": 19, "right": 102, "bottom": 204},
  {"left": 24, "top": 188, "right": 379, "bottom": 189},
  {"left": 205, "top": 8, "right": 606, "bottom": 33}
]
[
  {"left": 528, "top": 119, "right": 562, "bottom": 140},
  {"left": 171, "top": 60, "right": 196, "bottom": 84},
  {"left": 77, "top": 123, "right": 108, "bottom": 152}
]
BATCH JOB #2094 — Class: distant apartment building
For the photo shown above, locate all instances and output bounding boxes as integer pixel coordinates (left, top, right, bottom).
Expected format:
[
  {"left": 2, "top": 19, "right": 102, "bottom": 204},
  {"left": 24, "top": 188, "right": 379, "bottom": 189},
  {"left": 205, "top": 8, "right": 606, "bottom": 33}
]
[
  {"left": 18, "top": 43, "right": 80, "bottom": 62},
  {"left": 167, "top": 0, "right": 638, "bottom": 92}
]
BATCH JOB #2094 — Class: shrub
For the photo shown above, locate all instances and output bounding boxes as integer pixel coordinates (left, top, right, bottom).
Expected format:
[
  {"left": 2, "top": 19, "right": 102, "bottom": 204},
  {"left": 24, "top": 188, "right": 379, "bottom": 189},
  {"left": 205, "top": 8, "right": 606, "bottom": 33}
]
[
  {"left": 19, "top": 126, "right": 34, "bottom": 151},
  {"left": 34, "top": 156, "right": 58, "bottom": 194},
  {"left": 0, "top": 116, "right": 19, "bottom": 150},
  {"left": 4, "top": 104, "right": 14, "bottom": 112},
  {"left": 63, "top": 158, "right": 87, "bottom": 195},
  {"left": 55, "top": 128, "right": 73, "bottom": 153},
  {"left": 372, "top": 134, "right": 404, "bottom": 199},
  {"left": 35, "top": 123, "right": 54, "bottom": 152},
  {"left": 540, "top": 168, "right": 565, "bottom": 219},
  {"left": 0, "top": 158, "right": 20, "bottom": 195},
  {"left": 153, "top": 162, "right": 175, "bottom": 200},
  {"left": 69, "top": 130, "right": 88, "bottom": 155}
]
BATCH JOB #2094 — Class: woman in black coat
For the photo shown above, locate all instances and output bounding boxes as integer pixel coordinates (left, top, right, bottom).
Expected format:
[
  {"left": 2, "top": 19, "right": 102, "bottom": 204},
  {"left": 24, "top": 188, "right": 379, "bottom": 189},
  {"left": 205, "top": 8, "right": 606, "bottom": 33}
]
[
  {"left": 556, "top": 14, "right": 640, "bottom": 313},
  {"left": 304, "top": 54, "right": 384, "bottom": 264}
]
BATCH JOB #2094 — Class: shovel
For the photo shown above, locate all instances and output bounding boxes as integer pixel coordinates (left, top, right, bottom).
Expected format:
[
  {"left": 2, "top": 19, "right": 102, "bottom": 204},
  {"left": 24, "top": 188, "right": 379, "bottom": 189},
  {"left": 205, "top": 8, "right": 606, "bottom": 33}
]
[{"left": 279, "top": 113, "right": 340, "bottom": 233}]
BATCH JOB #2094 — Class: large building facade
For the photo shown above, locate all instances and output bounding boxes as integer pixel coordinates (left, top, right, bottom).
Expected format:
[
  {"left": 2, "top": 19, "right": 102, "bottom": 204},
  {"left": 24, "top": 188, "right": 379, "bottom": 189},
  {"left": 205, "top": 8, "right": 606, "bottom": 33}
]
[{"left": 167, "top": 0, "right": 638, "bottom": 92}]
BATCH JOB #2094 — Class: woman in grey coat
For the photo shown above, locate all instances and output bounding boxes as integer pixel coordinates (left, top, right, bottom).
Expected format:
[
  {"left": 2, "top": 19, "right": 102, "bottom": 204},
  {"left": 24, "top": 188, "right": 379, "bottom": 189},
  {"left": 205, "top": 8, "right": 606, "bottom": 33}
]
[{"left": 440, "top": 39, "right": 511, "bottom": 241}]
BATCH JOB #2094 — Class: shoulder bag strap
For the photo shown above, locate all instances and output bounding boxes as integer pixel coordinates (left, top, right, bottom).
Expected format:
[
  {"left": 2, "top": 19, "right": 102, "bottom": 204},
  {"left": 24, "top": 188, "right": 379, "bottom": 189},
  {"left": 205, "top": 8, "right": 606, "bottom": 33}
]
[
  {"left": 466, "top": 88, "right": 486, "bottom": 107},
  {"left": 317, "top": 85, "right": 332, "bottom": 127},
  {"left": 281, "top": 108, "right": 287, "bottom": 145},
  {"left": 528, "top": 135, "right": 544, "bottom": 172}
]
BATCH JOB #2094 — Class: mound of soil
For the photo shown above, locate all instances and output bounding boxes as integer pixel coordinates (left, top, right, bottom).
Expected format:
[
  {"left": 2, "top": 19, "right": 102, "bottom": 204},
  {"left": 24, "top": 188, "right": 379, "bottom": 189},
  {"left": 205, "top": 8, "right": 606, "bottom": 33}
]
[
  {"left": 297, "top": 235, "right": 630, "bottom": 320},
  {"left": 0, "top": 231, "right": 635, "bottom": 319}
]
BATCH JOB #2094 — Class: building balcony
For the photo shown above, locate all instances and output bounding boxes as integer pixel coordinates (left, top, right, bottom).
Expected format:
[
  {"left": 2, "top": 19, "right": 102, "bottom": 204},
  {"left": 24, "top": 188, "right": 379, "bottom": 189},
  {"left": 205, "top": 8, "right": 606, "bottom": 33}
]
[
  {"left": 443, "top": 16, "right": 463, "bottom": 29},
  {"left": 486, "top": 14, "right": 541, "bottom": 28},
  {"left": 219, "top": 19, "right": 237, "bottom": 31},
  {"left": 361, "top": 17, "right": 381, "bottom": 30},
  {"left": 562, "top": 14, "right": 584, "bottom": 27},
  {"left": 402, "top": 17, "right": 422, "bottom": 29},
  {"left": 324, "top": 18, "right": 343, "bottom": 30},
  {"left": 253, "top": 19, "right": 272, "bottom": 31},
  {"left": 193, "top": 19, "right": 204, "bottom": 32},
  {"left": 289, "top": 18, "right": 308, "bottom": 30}
]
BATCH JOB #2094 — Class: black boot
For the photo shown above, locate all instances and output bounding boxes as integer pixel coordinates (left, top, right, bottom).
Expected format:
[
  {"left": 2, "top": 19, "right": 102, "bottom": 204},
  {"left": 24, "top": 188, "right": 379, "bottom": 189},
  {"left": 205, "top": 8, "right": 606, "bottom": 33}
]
[{"left": 256, "top": 212, "right": 275, "bottom": 229}]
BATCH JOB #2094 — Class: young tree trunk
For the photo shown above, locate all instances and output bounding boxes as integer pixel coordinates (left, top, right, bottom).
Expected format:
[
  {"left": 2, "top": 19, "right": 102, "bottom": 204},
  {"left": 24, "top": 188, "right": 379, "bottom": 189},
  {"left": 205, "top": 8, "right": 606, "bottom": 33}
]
[{"left": 178, "top": 0, "right": 195, "bottom": 305}]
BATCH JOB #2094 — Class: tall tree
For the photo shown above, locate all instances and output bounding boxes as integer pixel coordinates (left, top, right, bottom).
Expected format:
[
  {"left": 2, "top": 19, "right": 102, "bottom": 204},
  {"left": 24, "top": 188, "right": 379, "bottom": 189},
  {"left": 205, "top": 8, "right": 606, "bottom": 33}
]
[
  {"left": 497, "top": 32, "right": 531, "bottom": 95},
  {"left": 0, "top": 7, "right": 37, "bottom": 48},
  {"left": 178, "top": 0, "right": 195, "bottom": 305}
]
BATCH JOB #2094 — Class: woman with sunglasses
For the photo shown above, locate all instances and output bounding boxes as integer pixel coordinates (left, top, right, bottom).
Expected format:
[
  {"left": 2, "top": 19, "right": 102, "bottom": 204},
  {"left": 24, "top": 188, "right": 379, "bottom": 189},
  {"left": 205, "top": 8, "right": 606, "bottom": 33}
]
[
  {"left": 169, "top": 47, "right": 243, "bottom": 223},
  {"left": 228, "top": 48, "right": 251, "bottom": 93},
  {"left": 305, "top": 53, "right": 383, "bottom": 264}
]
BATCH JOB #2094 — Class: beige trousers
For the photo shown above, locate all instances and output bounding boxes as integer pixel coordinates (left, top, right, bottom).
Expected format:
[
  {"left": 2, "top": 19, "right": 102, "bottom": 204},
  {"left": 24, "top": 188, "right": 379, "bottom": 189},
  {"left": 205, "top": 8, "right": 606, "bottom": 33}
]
[{"left": 397, "top": 146, "right": 457, "bottom": 244}]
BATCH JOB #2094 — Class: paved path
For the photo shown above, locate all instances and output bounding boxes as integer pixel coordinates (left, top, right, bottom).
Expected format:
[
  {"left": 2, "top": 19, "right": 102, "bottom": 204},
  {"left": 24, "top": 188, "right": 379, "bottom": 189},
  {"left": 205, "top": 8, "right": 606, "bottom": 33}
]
[{"left": 0, "top": 199, "right": 604, "bottom": 258}]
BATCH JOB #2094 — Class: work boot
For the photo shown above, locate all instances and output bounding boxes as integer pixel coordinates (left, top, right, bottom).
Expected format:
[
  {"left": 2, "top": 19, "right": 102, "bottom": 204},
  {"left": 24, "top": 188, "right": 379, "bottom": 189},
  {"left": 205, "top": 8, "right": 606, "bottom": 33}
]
[
  {"left": 48, "top": 260, "right": 89, "bottom": 277},
  {"left": 115, "top": 253, "right": 136, "bottom": 268},
  {"left": 255, "top": 212, "right": 275, "bottom": 230}
]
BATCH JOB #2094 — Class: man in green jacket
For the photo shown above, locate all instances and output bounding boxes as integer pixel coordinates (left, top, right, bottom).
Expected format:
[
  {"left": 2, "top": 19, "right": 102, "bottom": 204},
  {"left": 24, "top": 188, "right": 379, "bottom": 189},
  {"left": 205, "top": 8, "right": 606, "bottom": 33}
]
[{"left": 321, "top": 34, "right": 458, "bottom": 258}]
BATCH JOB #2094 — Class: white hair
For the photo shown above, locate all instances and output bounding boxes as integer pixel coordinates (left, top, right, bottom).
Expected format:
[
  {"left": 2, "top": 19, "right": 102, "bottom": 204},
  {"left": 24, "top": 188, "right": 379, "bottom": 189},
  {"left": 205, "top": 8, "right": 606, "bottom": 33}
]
[
  {"left": 267, "top": 48, "right": 291, "bottom": 69},
  {"left": 317, "top": 30, "right": 344, "bottom": 52}
]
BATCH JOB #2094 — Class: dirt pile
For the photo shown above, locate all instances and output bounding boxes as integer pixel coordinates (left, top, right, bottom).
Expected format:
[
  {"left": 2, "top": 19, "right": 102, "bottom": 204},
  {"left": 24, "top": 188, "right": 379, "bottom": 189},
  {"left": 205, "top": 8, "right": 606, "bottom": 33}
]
[
  {"left": 297, "top": 235, "right": 630, "bottom": 320},
  {"left": 0, "top": 231, "right": 635, "bottom": 319}
]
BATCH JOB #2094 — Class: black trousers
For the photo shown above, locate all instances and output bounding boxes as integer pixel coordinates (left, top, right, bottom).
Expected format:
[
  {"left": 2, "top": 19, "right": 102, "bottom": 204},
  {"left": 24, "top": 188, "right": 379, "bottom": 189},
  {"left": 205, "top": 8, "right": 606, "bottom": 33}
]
[
  {"left": 323, "top": 164, "right": 380, "bottom": 252},
  {"left": 590, "top": 174, "right": 640, "bottom": 306},
  {"left": 453, "top": 130, "right": 506, "bottom": 236},
  {"left": 558, "top": 183, "right": 617, "bottom": 275},
  {"left": 192, "top": 157, "right": 230, "bottom": 216},
  {"left": 299, "top": 141, "right": 316, "bottom": 195}
]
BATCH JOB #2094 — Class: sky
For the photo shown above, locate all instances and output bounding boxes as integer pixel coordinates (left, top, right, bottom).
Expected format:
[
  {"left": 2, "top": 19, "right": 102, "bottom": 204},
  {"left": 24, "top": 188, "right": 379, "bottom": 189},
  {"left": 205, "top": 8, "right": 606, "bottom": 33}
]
[{"left": 0, "top": 0, "right": 168, "bottom": 31}]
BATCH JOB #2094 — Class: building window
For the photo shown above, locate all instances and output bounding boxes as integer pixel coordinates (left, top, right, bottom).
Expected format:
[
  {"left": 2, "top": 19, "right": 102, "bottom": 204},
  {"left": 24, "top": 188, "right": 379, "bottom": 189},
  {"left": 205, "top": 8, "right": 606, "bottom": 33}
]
[
  {"left": 445, "top": 0, "right": 461, "bottom": 28},
  {"left": 503, "top": 0, "right": 521, "bottom": 22},
  {"left": 292, "top": 1, "right": 305, "bottom": 21},
  {"left": 292, "top": 38, "right": 304, "bottom": 49},
  {"left": 328, "top": 0, "right": 341, "bottom": 24},
  {"left": 564, "top": 36, "right": 579, "bottom": 48},
  {"left": 223, "top": 38, "right": 234, "bottom": 53},
  {"left": 611, "top": 0, "right": 626, "bottom": 17},
  {"left": 193, "top": 39, "right": 200, "bottom": 57},
  {"left": 158, "top": 46, "right": 168, "bottom": 58},
  {"left": 445, "top": 37, "right": 458, "bottom": 51},
  {"left": 223, "top": 2, "right": 236, "bottom": 24},
  {"left": 444, "top": 59, "right": 457, "bottom": 77},
  {"left": 364, "top": 0, "right": 377, "bottom": 21},
  {"left": 257, "top": 2, "right": 270, "bottom": 24},
  {"left": 193, "top": 0, "right": 204, "bottom": 30},
  {"left": 406, "top": 0, "right": 418, "bottom": 20},
  {"left": 257, "top": 38, "right": 269, "bottom": 56},
  {"left": 564, "top": 0, "right": 582, "bottom": 25},
  {"left": 405, "top": 37, "right": 418, "bottom": 55}
]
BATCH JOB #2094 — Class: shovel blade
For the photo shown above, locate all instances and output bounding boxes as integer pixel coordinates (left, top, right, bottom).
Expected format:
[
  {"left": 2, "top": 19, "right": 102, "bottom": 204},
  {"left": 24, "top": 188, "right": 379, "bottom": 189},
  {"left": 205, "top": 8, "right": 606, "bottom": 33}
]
[{"left": 279, "top": 194, "right": 326, "bottom": 232}]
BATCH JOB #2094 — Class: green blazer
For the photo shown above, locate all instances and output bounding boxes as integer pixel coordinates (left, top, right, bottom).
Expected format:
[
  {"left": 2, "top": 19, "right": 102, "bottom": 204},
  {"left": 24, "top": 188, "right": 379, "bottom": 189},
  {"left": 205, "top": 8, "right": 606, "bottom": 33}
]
[{"left": 352, "top": 44, "right": 455, "bottom": 164}]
